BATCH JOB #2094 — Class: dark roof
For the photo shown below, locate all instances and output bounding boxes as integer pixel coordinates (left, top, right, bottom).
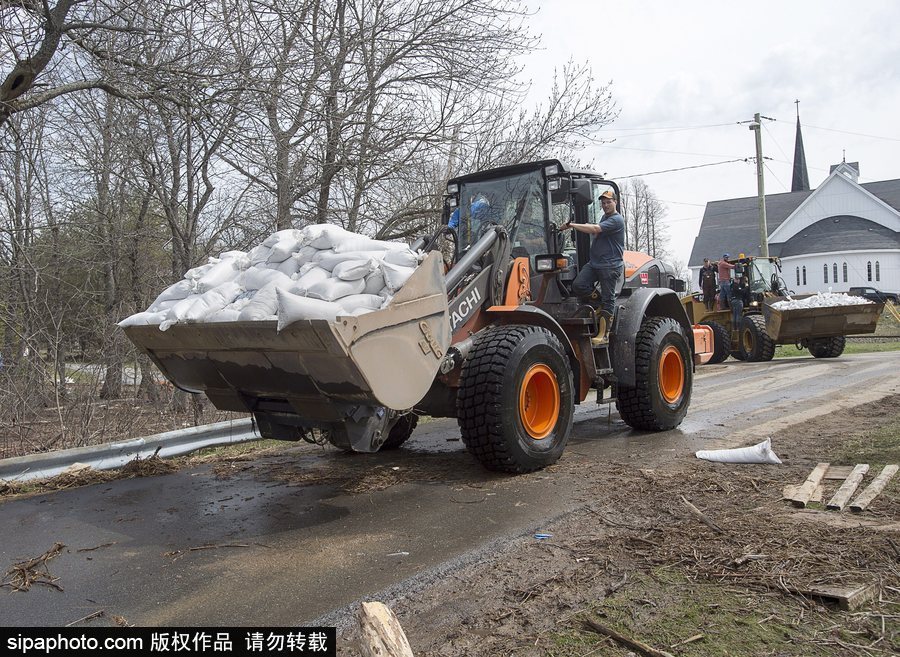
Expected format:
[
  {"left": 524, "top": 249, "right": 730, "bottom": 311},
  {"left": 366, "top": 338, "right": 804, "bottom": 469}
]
[
  {"left": 770, "top": 216, "right": 900, "bottom": 257},
  {"left": 689, "top": 178, "right": 900, "bottom": 266}
]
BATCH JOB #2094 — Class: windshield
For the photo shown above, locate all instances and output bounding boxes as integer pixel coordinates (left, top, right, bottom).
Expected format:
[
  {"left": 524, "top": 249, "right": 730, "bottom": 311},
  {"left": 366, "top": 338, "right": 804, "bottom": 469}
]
[
  {"left": 749, "top": 258, "right": 777, "bottom": 293},
  {"left": 457, "top": 170, "right": 546, "bottom": 252}
]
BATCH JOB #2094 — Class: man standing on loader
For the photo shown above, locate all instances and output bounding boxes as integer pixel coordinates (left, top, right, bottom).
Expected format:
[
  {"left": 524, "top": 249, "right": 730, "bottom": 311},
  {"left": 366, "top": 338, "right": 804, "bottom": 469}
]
[
  {"left": 717, "top": 253, "right": 736, "bottom": 310},
  {"left": 562, "top": 189, "right": 625, "bottom": 323}
]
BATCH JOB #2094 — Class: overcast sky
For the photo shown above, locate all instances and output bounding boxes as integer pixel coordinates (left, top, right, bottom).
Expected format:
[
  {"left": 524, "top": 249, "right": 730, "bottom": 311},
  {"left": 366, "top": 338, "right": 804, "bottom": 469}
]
[{"left": 520, "top": 0, "right": 900, "bottom": 266}]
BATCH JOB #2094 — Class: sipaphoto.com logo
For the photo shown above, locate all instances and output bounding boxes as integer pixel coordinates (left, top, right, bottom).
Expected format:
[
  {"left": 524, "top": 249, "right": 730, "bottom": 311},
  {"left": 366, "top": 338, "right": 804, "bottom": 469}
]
[{"left": 8, "top": 634, "right": 141, "bottom": 654}]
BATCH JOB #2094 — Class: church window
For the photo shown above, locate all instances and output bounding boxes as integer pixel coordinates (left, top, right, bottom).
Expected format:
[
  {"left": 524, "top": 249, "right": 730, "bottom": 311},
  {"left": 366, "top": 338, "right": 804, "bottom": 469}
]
[
  {"left": 833, "top": 263, "right": 838, "bottom": 283},
  {"left": 796, "top": 267, "right": 800, "bottom": 286},
  {"left": 823, "top": 264, "right": 828, "bottom": 284},
  {"left": 802, "top": 266, "right": 807, "bottom": 285},
  {"left": 875, "top": 261, "right": 880, "bottom": 282},
  {"left": 842, "top": 262, "right": 848, "bottom": 283},
  {"left": 867, "top": 261, "right": 872, "bottom": 282}
]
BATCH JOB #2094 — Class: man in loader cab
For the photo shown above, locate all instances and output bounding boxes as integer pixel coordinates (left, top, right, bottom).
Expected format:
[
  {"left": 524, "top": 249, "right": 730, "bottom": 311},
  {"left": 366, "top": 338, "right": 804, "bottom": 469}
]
[{"left": 561, "top": 189, "right": 625, "bottom": 319}]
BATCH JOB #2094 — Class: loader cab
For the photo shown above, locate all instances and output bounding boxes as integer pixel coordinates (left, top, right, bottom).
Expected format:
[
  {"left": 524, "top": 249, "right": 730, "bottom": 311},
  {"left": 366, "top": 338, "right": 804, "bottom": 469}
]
[{"left": 444, "top": 160, "right": 620, "bottom": 274}]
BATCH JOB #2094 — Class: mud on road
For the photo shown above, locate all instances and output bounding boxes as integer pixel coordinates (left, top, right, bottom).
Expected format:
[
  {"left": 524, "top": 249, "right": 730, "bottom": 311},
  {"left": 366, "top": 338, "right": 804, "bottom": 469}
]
[{"left": 336, "top": 397, "right": 900, "bottom": 657}]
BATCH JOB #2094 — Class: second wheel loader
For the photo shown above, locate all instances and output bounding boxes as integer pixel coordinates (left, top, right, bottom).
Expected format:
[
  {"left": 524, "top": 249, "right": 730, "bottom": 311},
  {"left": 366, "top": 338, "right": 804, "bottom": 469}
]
[
  {"left": 681, "top": 255, "right": 884, "bottom": 363},
  {"left": 125, "top": 160, "right": 713, "bottom": 473}
]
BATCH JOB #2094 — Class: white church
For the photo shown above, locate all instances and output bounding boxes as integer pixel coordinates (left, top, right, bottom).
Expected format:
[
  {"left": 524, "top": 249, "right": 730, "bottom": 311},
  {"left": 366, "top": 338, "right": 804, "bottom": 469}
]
[{"left": 688, "top": 117, "right": 900, "bottom": 295}]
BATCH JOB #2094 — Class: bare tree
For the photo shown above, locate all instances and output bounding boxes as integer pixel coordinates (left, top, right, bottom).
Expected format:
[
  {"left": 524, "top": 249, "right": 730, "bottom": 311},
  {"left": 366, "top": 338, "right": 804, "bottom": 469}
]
[{"left": 620, "top": 178, "right": 669, "bottom": 258}]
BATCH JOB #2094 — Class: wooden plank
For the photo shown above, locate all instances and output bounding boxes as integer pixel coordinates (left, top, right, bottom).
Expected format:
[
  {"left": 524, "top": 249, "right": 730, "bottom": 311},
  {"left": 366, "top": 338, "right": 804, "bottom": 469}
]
[
  {"left": 784, "top": 483, "right": 823, "bottom": 502},
  {"left": 795, "top": 582, "right": 879, "bottom": 611},
  {"left": 826, "top": 464, "right": 870, "bottom": 510},
  {"left": 823, "top": 465, "right": 854, "bottom": 480},
  {"left": 790, "top": 463, "right": 830, "bottom": 508},
  {"left": 358, "top": 602, "right": 414, "bottom": 657},
  {"left": 849, "top": 464, "right": 899, "bottom": 512}
]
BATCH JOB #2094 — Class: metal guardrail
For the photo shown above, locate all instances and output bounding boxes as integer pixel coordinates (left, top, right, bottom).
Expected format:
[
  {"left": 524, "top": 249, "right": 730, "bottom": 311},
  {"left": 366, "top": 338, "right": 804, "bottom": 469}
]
[{"left": 0, "top": 418, "right": 258, "bottom": 483}]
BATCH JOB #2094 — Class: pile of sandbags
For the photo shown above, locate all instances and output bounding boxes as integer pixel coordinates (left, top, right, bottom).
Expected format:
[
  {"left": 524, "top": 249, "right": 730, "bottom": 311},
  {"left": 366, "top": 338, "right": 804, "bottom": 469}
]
[
  {"left": 118, "top": 224, "right": 425, "bottom": 332},
  {"left": 770, "top": 291, "right": 874, "bottom": 310}
]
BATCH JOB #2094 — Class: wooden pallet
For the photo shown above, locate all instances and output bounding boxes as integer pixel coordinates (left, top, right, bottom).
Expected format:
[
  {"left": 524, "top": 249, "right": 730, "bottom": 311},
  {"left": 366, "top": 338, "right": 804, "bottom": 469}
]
[{"left": 783, "top": 463, "right": 898, "bottom": 511}]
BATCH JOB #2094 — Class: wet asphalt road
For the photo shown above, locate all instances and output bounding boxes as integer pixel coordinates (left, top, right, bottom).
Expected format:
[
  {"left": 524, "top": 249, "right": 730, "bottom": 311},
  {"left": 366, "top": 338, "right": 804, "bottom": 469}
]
[{"left": 1, "top": 352, "right": 898, "bottom": 627}]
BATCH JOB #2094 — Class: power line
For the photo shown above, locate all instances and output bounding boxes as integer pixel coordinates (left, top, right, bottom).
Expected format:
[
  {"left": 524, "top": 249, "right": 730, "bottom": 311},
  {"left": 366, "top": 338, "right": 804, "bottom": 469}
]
[
  {"left": 619, "top": 158, "right": 750, "bottom": 179},
  {"left": 771, "top": 118, "right": 900, "bottom": 143}
]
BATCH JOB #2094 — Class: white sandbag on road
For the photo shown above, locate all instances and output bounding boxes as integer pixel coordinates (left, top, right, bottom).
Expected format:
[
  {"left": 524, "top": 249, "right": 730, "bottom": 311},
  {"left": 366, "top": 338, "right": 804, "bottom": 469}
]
[
  {"left": 696, "top": 438, "right": 783, "bottom": 464},
  {"left": 276, "top": 288, "right": 343, "bottom": 330}
]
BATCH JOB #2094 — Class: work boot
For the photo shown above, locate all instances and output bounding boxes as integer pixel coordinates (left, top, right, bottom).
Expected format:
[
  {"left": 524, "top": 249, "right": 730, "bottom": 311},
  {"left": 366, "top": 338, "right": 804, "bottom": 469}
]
[{"left": 591, "top": 310, "right": 614, "bottom": 346}]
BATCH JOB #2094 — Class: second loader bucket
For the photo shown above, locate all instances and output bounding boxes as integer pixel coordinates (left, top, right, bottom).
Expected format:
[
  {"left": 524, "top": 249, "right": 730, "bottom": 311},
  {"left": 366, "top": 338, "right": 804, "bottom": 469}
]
[
  {"left": 124, "top": 252, "right": 451, "bottom": 452},
  {"left": 762, "top": 294, "right": 884, "bottom": 342}
]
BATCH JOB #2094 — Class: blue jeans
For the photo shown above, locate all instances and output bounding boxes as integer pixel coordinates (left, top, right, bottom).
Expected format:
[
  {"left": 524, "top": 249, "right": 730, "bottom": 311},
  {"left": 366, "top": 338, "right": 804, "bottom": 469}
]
[
  {"left": 572, "top": 263, "right": 623, "bottom": 316},
  {"left": 718, "top": 281, "right": 732, "bottom": 310}
]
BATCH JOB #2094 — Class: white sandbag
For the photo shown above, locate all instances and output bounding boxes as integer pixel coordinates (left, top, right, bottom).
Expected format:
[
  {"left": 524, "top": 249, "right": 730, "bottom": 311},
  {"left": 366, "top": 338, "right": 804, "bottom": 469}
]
[
  {"left": 216, "top": 250, "right": 251, "bottom": 271},
  {"left": 315, "top": 249, "right": 384, "bottom": 271},
  {"left": 239, "top": 266, "right": 294, "bottom": 292},
  {"left": 183, "top": 262, "right": 214, "bottom": 281},
  {"left": 332, "top": 258, "right": 379, "bottom": 281},
  {"left": 306, "top": 276, "right": 366, "bottom": 301},
  {"left": 195, "top": 259, "right": 240, "bottom": 294},
  {"left": 695, "top": 438, "right": 782, "bottom": 465},
  {"left": 293, "top": 265, "right": 330, "bottom": 293},
  {"left": 382, "top": 247, "right": 422, "bottom": 268},
  {"left": 294, "top": 245, "right": 319, "bottom": 265},
  {"left": 303, "top": 224, "right": 355, "bottom": 249},
  {"left": 182, "top": 281, "right": 243, "bottom": 322},
  {"left": 117, "top": 310, "right": 168, "bottom": 327},
  {"left": 238, "top": 283, "right": 281, "bottom": 321},
  {"left": 169, "top": 294, "right": 202, "bottom": 321},
  {"left": 147, "top": 279, "right": 193, "bottom": 310},
  {"left": 263, "top": 229, "right": 303, "bottom": 248},
  {"left": 381, "top": 261, "right": 416, "bottom": 292},
  {"left": 335, "top": 294, "right": 385, "bottom": 313},
  {"left": 248, "top": 244, "right": 272, "bottom": 266},
  {"left": 203, "top": 308, "right": 242, "bottom": 323},
  {"left": 332, "top": 237, "right": 407, "bottom": 253},
  {"left": 295, "top": 261, "right": 319, "bottom": 277},
  {"left": 266, "top": 235, "right": 304, "bottom": 264},
  {"left": 276, "top": 288, "right": 342, "bottom": 330},
  {"left": 362, "top": 270, "right": 386, "bottom": 295},
  {"left": 274, "top": 256, "right": 301, "bottom": 278}
]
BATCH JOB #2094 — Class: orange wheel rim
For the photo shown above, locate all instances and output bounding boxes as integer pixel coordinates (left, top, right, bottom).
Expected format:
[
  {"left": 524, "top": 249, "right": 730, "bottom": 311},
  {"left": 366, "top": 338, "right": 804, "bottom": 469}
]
[
  {"left": 519, "top": 364, "right": 560, "bottom": 439},
  {"left": 658, "top": 345, "right": 685, "bottom": 404}
]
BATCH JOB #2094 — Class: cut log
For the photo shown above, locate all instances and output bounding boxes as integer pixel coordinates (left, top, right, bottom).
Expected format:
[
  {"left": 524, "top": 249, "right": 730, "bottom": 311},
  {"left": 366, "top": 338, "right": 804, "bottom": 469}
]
[
  {"left": 849, "top": 465, "right": 899, "bottom": 512},
  {"left": 790, "top": 463, "right": 830, "bottom": 508},
  {"left": 826, "top": 464, "right": 869, "bottom": 510},
  {"left": 358, "top": 601, "right": 414, "bottom": 657}
]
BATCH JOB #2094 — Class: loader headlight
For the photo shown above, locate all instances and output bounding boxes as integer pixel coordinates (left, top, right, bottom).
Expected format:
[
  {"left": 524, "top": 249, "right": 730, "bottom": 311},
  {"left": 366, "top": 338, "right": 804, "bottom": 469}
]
[
  {"left": 447, "top": 183, "right": 459, "bottom": 194},
  {"left": 534, "top": 254, "right": 567, "bottom": 272},
  {"left": 548, "top": 179, "right": 560, "bottom": 191}
]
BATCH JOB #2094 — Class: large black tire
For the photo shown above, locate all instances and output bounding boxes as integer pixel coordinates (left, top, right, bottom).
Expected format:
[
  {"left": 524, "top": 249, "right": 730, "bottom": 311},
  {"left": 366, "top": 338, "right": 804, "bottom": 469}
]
[
  {"left": 380, "top": 413, "right": 419, "bottom": 449},
  {"left": 739, "top": 314, "right": 776, "bottom": 362},
  {"left": 457, "top": 325, "right": 574, "bottom": 473},
  {"left": 700, "top": 320, "right": 730, "bottom": 364},
  {"left": 809, "top": 336, "right": 846, "bottom": 359},
  {"left": 616, "top": 316, "right": 693, "bottom": 431}
]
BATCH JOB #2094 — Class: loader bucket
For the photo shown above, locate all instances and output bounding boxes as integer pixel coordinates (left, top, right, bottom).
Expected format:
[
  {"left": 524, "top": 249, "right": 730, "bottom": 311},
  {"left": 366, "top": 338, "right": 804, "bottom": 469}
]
[
  {"left": 762, "top": 295, "right": 884, "bottom": 343},
  {"left": 124, "top": 252, "right": 451, "bottom": 442}
]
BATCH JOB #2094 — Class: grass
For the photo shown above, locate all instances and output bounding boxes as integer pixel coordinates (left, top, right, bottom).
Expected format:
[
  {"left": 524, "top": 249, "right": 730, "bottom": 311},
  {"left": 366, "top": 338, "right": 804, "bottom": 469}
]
[
  {"left": 831, "top": 414, "right": 900, "bottom": 465},
  {"left": 775, "top": 340, "right": 900, "bottom": 358}
]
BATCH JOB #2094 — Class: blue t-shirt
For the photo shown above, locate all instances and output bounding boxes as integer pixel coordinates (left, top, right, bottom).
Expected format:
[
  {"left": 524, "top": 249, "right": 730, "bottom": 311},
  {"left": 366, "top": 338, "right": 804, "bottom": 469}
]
[{"left": 589, "top": 211, "right": 625, "bottom": 267}]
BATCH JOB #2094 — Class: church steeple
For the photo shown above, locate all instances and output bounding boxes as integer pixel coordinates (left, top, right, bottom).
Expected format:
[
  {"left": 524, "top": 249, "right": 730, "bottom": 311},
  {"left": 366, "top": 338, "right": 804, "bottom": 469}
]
[{"left": 791, "top": 100, "right": 810, "bottom": 192}]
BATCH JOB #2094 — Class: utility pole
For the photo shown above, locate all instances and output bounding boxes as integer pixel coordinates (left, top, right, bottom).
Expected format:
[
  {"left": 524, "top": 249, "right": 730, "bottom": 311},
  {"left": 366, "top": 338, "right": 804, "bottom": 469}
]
[{"left": 748, "top": 113, "right": 769, "bottom": 256}]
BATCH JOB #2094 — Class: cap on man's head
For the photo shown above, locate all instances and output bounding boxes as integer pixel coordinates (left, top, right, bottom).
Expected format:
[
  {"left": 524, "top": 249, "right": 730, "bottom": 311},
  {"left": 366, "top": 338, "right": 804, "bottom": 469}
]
[
  {"left": 599, "top": 190, "right": 616, "bottom": 200},
  {"left": 722, "top": 253, "right": 730, "bottom": 258}
]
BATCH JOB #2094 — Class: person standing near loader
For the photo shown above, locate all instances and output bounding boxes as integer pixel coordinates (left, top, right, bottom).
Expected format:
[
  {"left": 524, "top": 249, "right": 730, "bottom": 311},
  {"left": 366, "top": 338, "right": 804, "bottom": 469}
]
[
  {"left": 562, "top": 189, "right": 625, "bottom": 319},
  {"left": 700, "top": 258, "right": 718, "bottom": 311},
  {"left": 717, "top": 254, "right": 736, "bottom": 310}
]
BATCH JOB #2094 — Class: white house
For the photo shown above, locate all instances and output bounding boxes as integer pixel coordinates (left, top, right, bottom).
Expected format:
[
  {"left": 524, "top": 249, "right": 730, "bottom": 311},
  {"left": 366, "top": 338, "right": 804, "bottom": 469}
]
[{"left": 688, "top": 161, "right": 900, "bottom": 295}]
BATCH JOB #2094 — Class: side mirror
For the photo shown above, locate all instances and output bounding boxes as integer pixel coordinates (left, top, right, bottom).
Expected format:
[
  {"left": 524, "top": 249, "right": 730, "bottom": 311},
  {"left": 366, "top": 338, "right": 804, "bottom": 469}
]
[
  {"left": 570, "top": 179, "right": 592, "bottom": 207},
  {"left": 550, "top": 177, "right": 572, "bottom": 204}
]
